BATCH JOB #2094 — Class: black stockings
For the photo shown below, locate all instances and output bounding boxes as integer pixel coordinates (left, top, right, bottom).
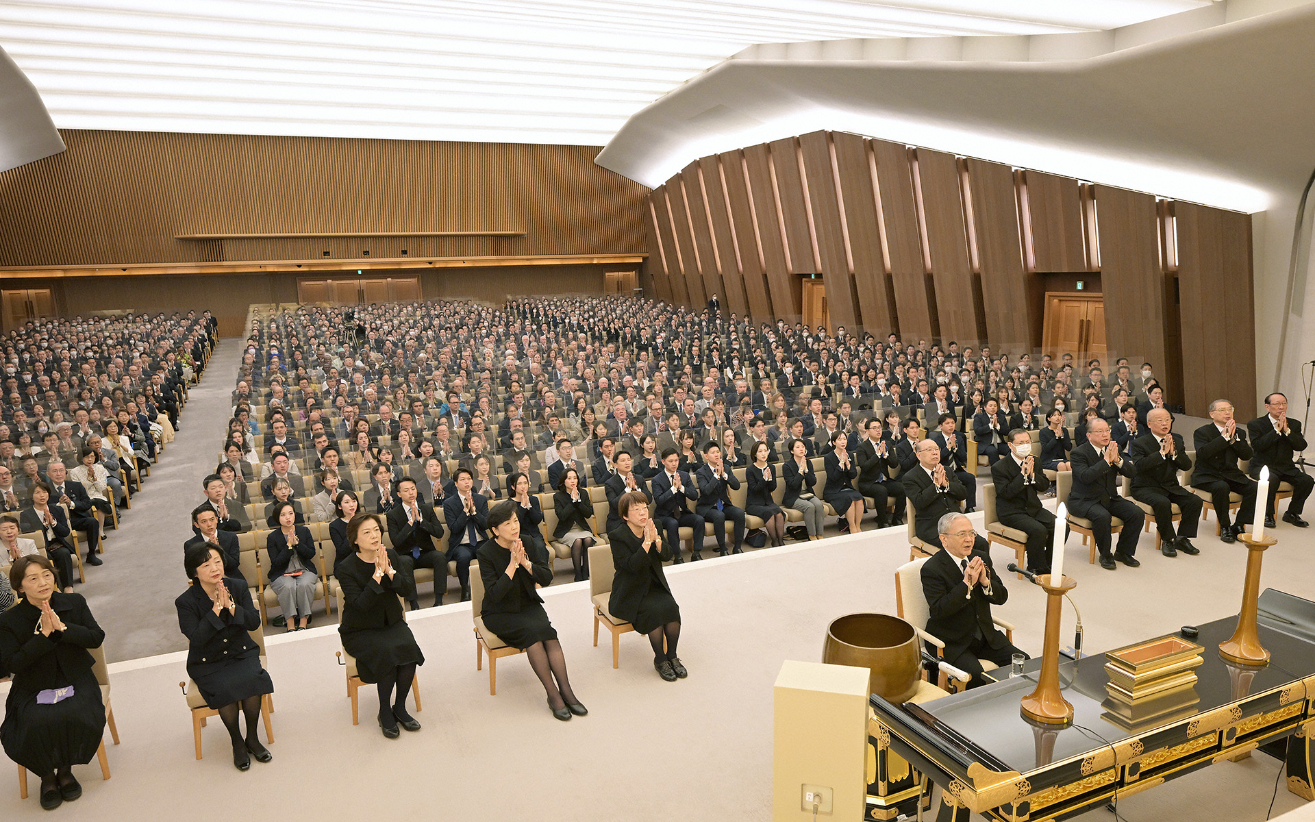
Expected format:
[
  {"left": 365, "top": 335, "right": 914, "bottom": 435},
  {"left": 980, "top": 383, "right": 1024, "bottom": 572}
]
[
  {"left": 376, "top": 662, "right": 418, "bottom": 721},
  {"left": 647, "top": 620, "right": 681, "bottom": 663},
  {"left": 764, "top": 512, "right": 786, "bottom": 547},
  {"left": 570, "top": 537, "right": 593, "bottom": 581},
  {"left": 527, "top": 639, "right": 576, "bottom": 709},
  {"left": 217, "top": 694, "right": 264, "bottom": 748}
]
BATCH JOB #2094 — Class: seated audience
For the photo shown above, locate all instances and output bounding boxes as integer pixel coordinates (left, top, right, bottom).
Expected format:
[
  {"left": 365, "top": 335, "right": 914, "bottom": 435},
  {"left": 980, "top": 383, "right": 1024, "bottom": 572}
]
[
  {"left": 991, "top": 429, "right": 1055, "bottom": 575},
  {"left": 745, "top": 441, "right": 787, "bottom": 547},
  {"left": 1190, "top": 399, "right": 1258, "bottom": 543},
  {"left": 330, "top": 491, "right": 360, "bottom": 572},
  {"left": 652, "top": 448, "right": 704, "bottom": 563},
  {"left": 783, "top": 438, "right": 825, "bottom": 540},
  {"left": 823, "top": 430, "right": 865, "bottom": 535},
  {"left": 443, "top": 468, "right": 488, "bottom": 602},
  {"left": 553, "top": 467, "right": 596, "bottom": 581},
  {"left": 905, "top": 439, "right": 984, "bottom": 552},
  {"left": 1130, "top": 408, "right": 1201, "bottom": 557},
  {"left": 608, "top": 490, "right": 685, "bottom": 682},
  {"left": 386, "top": 477, "right": 448, "bottom": 608},
  {"left": 264, "top": 502, "right": 317, "bottom": 632},
  {"left": 184, "top": 505, "right": 243, "bottom": 582},
  {"left": 1248, "top": 392, "right": 1313, "bottom": 527},
  {"left": 20, "top": 483, "right": 76, "bottom": 592},
  {"left": 695, "top": 442, "right": 745, "bottom": 555},
  {"left": 46, "top": 460, "right": 102, "bottom": 567},
  {"left": 930, "top": 414, "right": 976, "bottom": 513},
  {"left": 1069, "top": 418, "right": 1143, "bottom": 570}
]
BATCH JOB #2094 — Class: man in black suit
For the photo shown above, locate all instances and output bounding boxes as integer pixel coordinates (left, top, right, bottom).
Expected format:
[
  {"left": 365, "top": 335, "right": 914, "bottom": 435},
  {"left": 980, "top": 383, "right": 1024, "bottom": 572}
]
[
  {"left": 46, "top": 460, "right": 102, "bottom": 565},
  {"left": 260, "top": 453, "right": 306, "bottom": 500},
  {"left": 652, "top": 448, "right": 704, "bottom": 563},
  {"left": 604, "top": 451, "right": 650, "bottom": 532},
  {"left": 921, "top": 512, "right": 1025, "bottom": 688},
  {"left": 443, "top": 468, "right": 487, "bottom": 602},
  {"left": 855, "top": 418, "right": 903, "bottom": 528},
  {"left": 1130, "top": 408, "right": 1201, "bottom": 557},
  {"left": 903, "top": 439, "right": 986, "bottom": 552},
  {"left": 185, "top": 504, "right": 243, "bottom": 582},
  {"left": 930, "top": 414, "right": 976, "bottom": 513},
  {"left": 1135, "top": 384, "right": 1170, "bottom": 428},
  {"left": 202, "top": 473, "right": 250, "bottom": 533},
  {"left": 1110, "top": 404, "right": 1141, "bottom": 457},
  {"left": 991, "top": 429, "right": 1055, "bottom": 575},
  {"left": 1190, "top": 399, "right": 1257, "bottom": 543},
  {"left": 387, "top": 477, "right": 448, "bottom": 608},
  {"left": 695, "top": 442, "right": 744, "bottom": 556},
  {"left": 894, "top": 417, "right": 922, "bottom": 474},
  {"left": 1248, "top": 392, "right": 1313, "bottom": 527},
  {"left": 1068, "top": 418, "right": 1143, "bottom": 570},
  {"left": 592, "top": 437, "right": 619, "bottom": 485},
  {"left": 972, "top": 399, "right": 1009, "bottom": 466}
]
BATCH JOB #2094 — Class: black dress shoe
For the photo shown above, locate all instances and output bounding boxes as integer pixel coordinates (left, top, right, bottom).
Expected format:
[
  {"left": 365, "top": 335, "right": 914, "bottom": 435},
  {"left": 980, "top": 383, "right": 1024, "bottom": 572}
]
[
  {"left": 1113, "top": 552, "right": 1141, "bottom": 567},
  {"left": 379, "top": 714, "right": 400, "bottom": 739},
  {"left": 1176, "top": 537, "right": 1200, "bottom": 555},
  {"left": 246, "top": 739, "right": 273, "bottom": 762},
  {"left": 1099, "top": 555, "right": 1117, "bottom": 570},
  {"left": 566, "top": 701, "right": 588, "bottom": 716},
  {"left": 690, "top": 552, "right": 702, "bottom": 562},
  {"left": 233, "top": 744, "right": 252, "bottom": 770},
  {"left": 39, "top": 782, "right": 62, "bottom": 811},
  {"left": 85, "top": 554, "right": 102, "bottom": 566},
  {"left": 1265, "top": 516, "right": 1277, "bottom": 529},
  {"left": 670, "top": 657, "right": 688, "bottom": 678},
  {"left": 1160, "top": 540, "right": 1177, "bottom": 557},
  {"left": 548, "top": 699, "right": 573, "bottom": 721},
  {"left": 1283, "top": 512, "right": 1310, "bottom": 527},
  {"left": 671, "top": 553, "right": 684, "bottom": 564},
  {"left": 460, "top": 585, "right": 472, "bottom": 603},
  {"left": 655, "top": 659, "right": 678, "bottom": 681},
  {"left": 716, "top": 548, "right": 728, "bottom": 557},
  {"left": 731, "top": 546, "right": 743, "bottom": 554},
  {"left": 393, "top": 708, "right": 422, "bottom": 732},
  {"left": 1220, "top": 526, "right": 1237, "bottom": 544},
  {"left": 58, "top": 774, "right": 81, "bottom": 801}
]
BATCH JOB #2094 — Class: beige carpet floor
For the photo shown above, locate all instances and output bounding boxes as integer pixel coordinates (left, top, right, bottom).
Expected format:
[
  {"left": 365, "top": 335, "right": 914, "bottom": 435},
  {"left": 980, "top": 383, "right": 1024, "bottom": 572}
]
[{"left": 3, "top": 493, "right": 1313, "bottom": 821}]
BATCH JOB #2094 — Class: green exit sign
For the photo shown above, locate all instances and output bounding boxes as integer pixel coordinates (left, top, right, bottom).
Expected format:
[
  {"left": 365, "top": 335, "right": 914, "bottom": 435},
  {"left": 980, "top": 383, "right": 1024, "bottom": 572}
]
[{"left": 1076, "top": 281, "right": 1085, "bottom": 290}]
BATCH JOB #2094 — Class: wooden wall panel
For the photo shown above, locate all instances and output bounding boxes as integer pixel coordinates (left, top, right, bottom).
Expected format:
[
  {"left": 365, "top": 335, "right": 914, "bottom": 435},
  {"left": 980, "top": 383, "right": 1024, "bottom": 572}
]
[
  {"left": 743, "top": 144, "right": 799, "bottom": 319},
  {"left": 1094, "top": 185, "right": 1169, "bottom": 385},
  {"left": 0, "top": 130, "right": 648, "bottom": 267},
  {"left": 916, "top": 148, "right": 980, "bottom": 346},
  {"left": 650, "top": 186, "right": 689, "bottom": 305},
  {"left": 798, "top": 131, "right": 857, "bottom": 330},
  {"left": 768, "top": 137, "right": 819, "bottom": 277},
  {"left": 872, "top": 139, "right": 934, "bottom": 340},
  {"left": 832, "top": 132, "right": 893, "bottom": 336},
  {"left": 665, "top": 180, "right": 708, "bottom": 307},
  {"left": 680, "top": 164, "right": 724, "bottom": 307},
  {"left": 966, "top": 158, "right": 1033, "bottom": 348},
  {"left": 699, "top": 156, "right": 749, "bottom": 318},
  {"left": 1025, "top": 171, "right": 1088, "bottom": 273},
  {"left": 645, "top": 204, "right": 672, "bottom": 303},
  {"left": 720, "top": 150, "right": 774, "bottom": 320},
  {"left": 1175, "top": 203, "right": 1256, "bottom": 416}
]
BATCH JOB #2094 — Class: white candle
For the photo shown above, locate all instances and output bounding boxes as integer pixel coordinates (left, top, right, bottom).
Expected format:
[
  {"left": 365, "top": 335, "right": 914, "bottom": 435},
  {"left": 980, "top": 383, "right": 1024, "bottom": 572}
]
[
  {"left": 1252, "top": 466, "right": 1269, "bottom": 541},
  {"left": 1051, "top": 502, "right": 1067, "bottom": 583}
]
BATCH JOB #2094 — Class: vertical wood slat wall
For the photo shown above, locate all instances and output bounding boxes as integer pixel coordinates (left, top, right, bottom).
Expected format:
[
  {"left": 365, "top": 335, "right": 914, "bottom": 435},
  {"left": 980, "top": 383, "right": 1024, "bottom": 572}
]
[
  {"left": 0, "top": 130, "right": 649, "bottom": 266},
  {"left": 646, "top": 129, "right": 1255, "bottom": 416}
]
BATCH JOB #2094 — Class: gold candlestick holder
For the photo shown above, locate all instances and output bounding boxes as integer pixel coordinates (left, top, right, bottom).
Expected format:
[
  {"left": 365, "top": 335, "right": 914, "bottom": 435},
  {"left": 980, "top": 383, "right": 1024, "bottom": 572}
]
[
  {"left": 1218, "top": 532, "right": 1277, "bottom": 665},
  {"left": 1021, "top": 574, "right": 1078, "bottom": 726}
]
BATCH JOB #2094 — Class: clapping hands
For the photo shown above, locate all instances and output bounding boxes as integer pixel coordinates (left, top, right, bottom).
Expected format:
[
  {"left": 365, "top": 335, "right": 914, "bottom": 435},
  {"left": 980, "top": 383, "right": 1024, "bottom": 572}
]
[{"left": 38, "top": 599, "right": 65, "bottom": 636}]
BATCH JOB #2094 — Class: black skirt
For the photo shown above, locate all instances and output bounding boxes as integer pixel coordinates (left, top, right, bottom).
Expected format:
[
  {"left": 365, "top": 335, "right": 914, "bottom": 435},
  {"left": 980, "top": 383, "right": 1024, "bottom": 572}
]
[
  {"left": 482, "top": 604, "right": 557, "bottom": 650},
  {"left": 746, "top": 503, "right": 782, "bottom": 521},
  {"left": 341, "top": 621, "right": 424, "bottom": 684},
  {"left": 825, "top": 488, "right": 866, "bottom": 516},
  {"left": 631, "top": 588, "right": 681, "bottom": 635},
  {"left": 1, "top": 669, "right": 105, "bottom": 775},
  {"left": 188, "top": 648, "right": 274, "bottom": 709}
]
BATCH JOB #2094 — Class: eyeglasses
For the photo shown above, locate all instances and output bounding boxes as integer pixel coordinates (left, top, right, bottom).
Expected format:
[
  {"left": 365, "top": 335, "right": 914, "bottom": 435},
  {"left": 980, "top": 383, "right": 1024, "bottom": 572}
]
[{"left": 945, "top": 529, "right": 977, "bottom": 539}]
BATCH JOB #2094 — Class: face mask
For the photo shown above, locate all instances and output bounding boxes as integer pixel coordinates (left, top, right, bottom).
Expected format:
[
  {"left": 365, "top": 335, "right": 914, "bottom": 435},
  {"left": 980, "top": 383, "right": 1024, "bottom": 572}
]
[
  {"left": 1055, "top": 403, "right": 1066, "bottom": 412},
  {"left": 1141, "top": 370, "right": 1152, "bottom": 379},
  {"left": 1015, "top": 443, "right": 1032, "bottom": 458}
]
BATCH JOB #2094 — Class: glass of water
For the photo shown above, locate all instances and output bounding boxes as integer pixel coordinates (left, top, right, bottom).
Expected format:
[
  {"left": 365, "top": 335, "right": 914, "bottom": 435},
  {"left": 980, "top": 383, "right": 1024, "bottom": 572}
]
[{"left": 1010, "top": 653, "right": 1027, "bottom": 678}]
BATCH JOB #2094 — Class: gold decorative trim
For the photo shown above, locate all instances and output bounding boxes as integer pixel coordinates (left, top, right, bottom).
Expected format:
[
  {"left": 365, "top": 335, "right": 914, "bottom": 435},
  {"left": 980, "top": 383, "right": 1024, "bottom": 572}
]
[
  {"left": 1281, "top": 685, "right": 1301, "bottom": 705},
  {"left": 1188, "top": 705, "right": 1243, "bottom": 737},
  {"left": 1235, "top": 703, "right": 1304, "bottom": 737},
  {"left": 1080, "top": 756, "right": 1097, "bottom": 776},
  {"left": 1029, "top": 770, "right": 1117, "bottom": 812},
  {"left": 1214, "top": 743, "right": 1258, "bottom": 763},
  {"left": 1118, "top": 776, "right": 1165, "bottom": 799},
  {"left": 1289, "top": 776, "right": 1315, "bottom": 801},
  {"left": 874, "top": 724, "right": 891, "bottom": 751},
  {"left": 1139, "top": 735, "right": 1216, "bottom": 771},
  {"left": 944, "top": 781, "right": 969, "bottom": 808},
  {"left": 1014, "top": 779, "right": 1032, "bottom": 801},
  {"left": 1129, "top": 740, "right": 1145, "bottom": 758}
]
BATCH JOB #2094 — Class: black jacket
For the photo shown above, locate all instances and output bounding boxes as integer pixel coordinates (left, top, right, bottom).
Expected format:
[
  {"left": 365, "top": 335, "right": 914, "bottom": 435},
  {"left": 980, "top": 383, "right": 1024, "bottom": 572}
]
[
  {"left": 782, "top": 457, "right": 817, "bottom": 508},
  {"left": 745, "top": 463, "right": 777, "bottom": 509},
  {"left": 990, "top": 455, "right": 1049, "bottom": 519},
  {"left": 822, "top": 450, "right": 858, "bottom": 501},
  {"left": 856, "top": 438, "right": 897, "bottom": 485},
  {"left": 476, "top": 538, "right": 552, "bottom": 616},
  {"left": 1190, "top": 424, "right": 1252, "bottom": 486},
  {"left": 606, "top": 524, "right": 673, "bottom": 625},
  {"left": 604, "top": 472, "right": 650, "bottom": 532},
  {"left": 553, "top": 491, "right": 594, "bottom": 539},
  {"left": 1129, "top": 432, "right": 1192, "bottom": 491},
  {"left": 652, "top": 469, "right": 697, "bottom": 518},
  {"left": 183, "top": 531, "right": 243, "bottom": 581},
  {"left": 0, "top": 592, "right": 104, "bottom": 695},
  {"left": 175, "top": 579, "right": 260, "bottom": 668},
  {"left": 903, "top": 463, "right": 968, "bottom": 545},
  {"left": 1068, "top": 442, "right": 1136, "bottom": 509},
  {"left": 386, "top": 500, "right": 445, "bottom": 558},
  {"left": 336, "top": 549, "right": 408, "bottom": 634},
  {"left": 264, "top": 525, "right": 317, "bottom": 583},
  {"left": 694, "top": 463, "right": 739, "bottom": 516},
  {"left": 930, "top": 431, "right": 971, "bottom": 473},
  {"left": 19, "top": 504, "right": 72, "bottom": 552},
  {"left": 1248, "top": 416, "right": 1307, "bottom": 477},
  {"left": 921, "top": 547, "right": 1009, "bottom": 663},
  {"left": 444, "top": 492, "right": 489, "bottom": 554}
]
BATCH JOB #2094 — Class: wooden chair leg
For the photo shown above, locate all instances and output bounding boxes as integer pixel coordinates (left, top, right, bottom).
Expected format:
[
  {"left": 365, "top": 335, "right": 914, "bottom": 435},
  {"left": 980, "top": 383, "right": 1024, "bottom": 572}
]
[
  {"left": 349, "top": 679, "right": 359, "bottom": 725},
  {"left": 476, "top": 637, "right": 483, "bottom": 671},
  {"left": 18, "top": 764, "right": 27, "bottom": 799},
  {"left": 261, "top": 696, "right": 274, "bottom": 743},
  {"left": 193, "top": 710, "right": 204, "bottom": 760},
  {"left": 612, "top": 630, "right": 620, "bottom": 669},
  {"left": 411, "top": 672, "right": 422, "bottom": 712},
  {"left": 96, "top": 740, "right": 110, "bottom": 781},
  {"left": 106, "top": 701, "right": 120, "bottom": 745},
  {"left": 489, "top": 653, "right": 497, "bottom": 696},
  {"left": 593, "top": 614, "right": 599, "bottom": 647}
]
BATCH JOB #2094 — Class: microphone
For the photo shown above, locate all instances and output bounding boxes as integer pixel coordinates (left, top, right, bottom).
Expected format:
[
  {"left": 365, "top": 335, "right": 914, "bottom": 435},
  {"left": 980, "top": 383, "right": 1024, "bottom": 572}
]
[
  {"left": 1007, "top": 562, "right": 1039, "bottom": 584},
  {"left": 920, "top": 651, "right": 971, "bottom": 686}
]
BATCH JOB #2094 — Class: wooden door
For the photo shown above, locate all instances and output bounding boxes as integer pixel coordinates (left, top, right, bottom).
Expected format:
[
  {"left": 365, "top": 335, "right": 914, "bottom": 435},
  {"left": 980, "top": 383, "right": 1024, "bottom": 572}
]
[
  {"left": 360, "top": 279, "right": 390, "bottom": 304},
  {"left": 389, "top": 277, "right": 421, "bottom": 302},
  {"left": 2, "top": 289, "right": 54, "bottom": 332},
  {"left": 802, "top": 279, "right": 829, "bottom": 332},
  {"left": 297, "top": 280, "right": 332, "bottom": 304},
  {"left": 1042, "top": 293, "right": 1105, "bottom": 361},
  {"left": 330, "top": 280, "right": 360, "bottom": 305}
]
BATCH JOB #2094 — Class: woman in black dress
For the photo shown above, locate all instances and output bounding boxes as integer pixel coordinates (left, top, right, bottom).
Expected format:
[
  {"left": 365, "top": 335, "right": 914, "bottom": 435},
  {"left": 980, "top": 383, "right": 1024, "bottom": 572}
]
[
  {"left": 477, "top": 501, "right": 586, "bottom": 721},
  {"left": 336, "top": 513, "right": 425, "bottom": 738},
  {"left": 823, "top": 430, "right": 866, "bottom": 535},
  {"left": 507, "top": 472, "right": 545, "bottom": 554},
  {"left": 553, "top": 467, "right": 595, "bottom": 582},
  {"left": 745, "top": 441, "right": 787, "bottom": 547},
  {"left": 608, "top": 490, "right": 685, "bottom": 682},
  {"left": 330, "top": 490, "right": 360, "bottom": 572},
  {"left": 0, "top": 555, "right": 106, "bottom": 810},
  {"left": 176, "top": 543, "right": 274, "bottom": 771},
  {"left": 1039, "top": 408, "right": 1073, "bottom": 472},
  {"left": 720, "top": 426, "right": 747, "bottom": 469}
]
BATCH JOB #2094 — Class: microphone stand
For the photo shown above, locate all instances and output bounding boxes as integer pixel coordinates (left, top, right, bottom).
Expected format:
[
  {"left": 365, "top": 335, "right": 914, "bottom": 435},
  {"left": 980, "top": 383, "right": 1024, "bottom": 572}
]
[{"left": 1300, "top": 361, "right": 1315, "bottom": 475}]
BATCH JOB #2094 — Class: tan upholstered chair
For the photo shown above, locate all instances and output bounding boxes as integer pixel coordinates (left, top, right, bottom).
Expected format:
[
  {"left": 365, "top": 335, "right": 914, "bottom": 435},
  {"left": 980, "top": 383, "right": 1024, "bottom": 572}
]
[
  {"left": 981, "top": 483, "right": 1027, "bottom": 578},
  {"left": 588, "top": 543, "right": 636, "bottom": 668},
  {"left": 894, "top": 558, "right": 1013, "bottom": 693},
  {"left": 333, "top": 586, "right": 421, "bottom": 725},
  {"left": 1186, "top": 451, "right": 1243, "bottom": 535},
  {"left": 20, "top": 529, "right": 86, "bottom": 585},
  {"left": 256, "top": 546, "right": 329, "bottom": 624},
  {"left": 20, "top": 645, "right": 116, "bottom": 798},
  {"left": 470, "top": 560, "right": 525, "bottom": 695},
  {"left": 180, "top": 619, "right": 274, "bottom": 757},
  {"left": 728, "top": 479, "right": 765, "bottom": 532},
  {"left": 769, "top": 474, "right": 805, "bottom": 523},
  {"left": 1055, "top": 470, "right": 1121, "bottom": 564},
  {"left": 1122, "top": 475, "right": 1181, "bottom": 534},
  {"left": 905, "top": 499, "right": 939, "bottom": 561}
]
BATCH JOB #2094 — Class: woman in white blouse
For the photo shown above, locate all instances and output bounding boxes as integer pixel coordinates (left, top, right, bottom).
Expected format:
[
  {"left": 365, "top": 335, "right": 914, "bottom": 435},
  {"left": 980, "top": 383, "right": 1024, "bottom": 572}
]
[
  {"left": 69, "top": 448, "right": 115, "bottom": 520},
  {"left": 0, "top": 512, "right": 40, "bottom": 565}
]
